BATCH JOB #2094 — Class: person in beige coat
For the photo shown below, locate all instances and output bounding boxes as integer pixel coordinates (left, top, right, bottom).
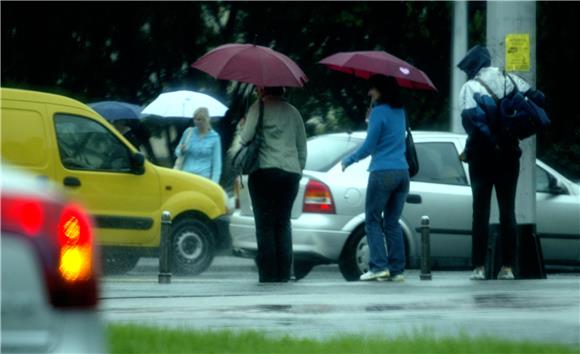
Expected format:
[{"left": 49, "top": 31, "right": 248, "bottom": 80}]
[{"left": 238, "top": 86, "right": 307, "bottom": 283}]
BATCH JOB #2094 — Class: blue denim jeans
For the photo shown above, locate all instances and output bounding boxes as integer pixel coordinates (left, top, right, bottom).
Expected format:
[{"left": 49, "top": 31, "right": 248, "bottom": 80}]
[{"left": 365, "top": 170, "right": 410, "bottom": 275}]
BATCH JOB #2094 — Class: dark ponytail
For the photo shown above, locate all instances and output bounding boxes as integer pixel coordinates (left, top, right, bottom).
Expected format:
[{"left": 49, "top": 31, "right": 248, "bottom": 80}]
[{"left": 369, "top": 74, "right": 403, "bottom": 108}]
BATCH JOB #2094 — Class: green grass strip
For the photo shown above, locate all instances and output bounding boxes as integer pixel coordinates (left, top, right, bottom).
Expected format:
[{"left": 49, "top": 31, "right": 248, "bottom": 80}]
[{"left": 108, "top": 324, "right": 579, "bottom": 354}]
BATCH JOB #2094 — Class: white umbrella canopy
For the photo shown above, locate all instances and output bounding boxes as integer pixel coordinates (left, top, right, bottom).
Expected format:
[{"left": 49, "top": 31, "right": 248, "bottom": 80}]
[{"left": 142, "top": 90, "right": 228, "bottom": 118}]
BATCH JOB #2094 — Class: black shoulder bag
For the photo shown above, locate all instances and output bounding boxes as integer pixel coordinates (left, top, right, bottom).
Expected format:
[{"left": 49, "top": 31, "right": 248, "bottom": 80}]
[
  {"left": 405, "top": 115, "right": 419, "bottom": 177},
  {"left": 232, "top": 100, "right": 264, "bottom": 175}
]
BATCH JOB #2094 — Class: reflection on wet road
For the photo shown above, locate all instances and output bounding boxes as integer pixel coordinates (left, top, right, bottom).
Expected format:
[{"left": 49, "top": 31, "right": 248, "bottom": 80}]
[{"left": 100, "top": 257, "right": 580, "bottom": 347}]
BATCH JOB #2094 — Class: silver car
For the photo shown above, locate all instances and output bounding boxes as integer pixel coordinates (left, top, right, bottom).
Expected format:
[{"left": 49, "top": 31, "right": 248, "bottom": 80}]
[
  {"left": 1, "top": 163, "right": 107, "bottom": 354},
  {"left": 230, "top": 131, "right": 580, "bottom": 280}
]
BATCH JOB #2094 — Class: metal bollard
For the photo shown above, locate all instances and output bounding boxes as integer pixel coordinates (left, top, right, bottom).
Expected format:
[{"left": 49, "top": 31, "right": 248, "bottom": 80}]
[
  {"left": 158, "top": 211, "right": 172, "bottom": 284},
  {"left": 420, "top": 215, "right": 432, "bottom": 280}
]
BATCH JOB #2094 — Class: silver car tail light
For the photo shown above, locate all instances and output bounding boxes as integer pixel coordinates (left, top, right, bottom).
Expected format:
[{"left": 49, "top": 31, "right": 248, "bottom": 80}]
[
  {"left": 1, "top": 195, "right": 99, "bottom": 308},
  {"left": 303, "top": 179, "right": 336, "bottom": 214}
]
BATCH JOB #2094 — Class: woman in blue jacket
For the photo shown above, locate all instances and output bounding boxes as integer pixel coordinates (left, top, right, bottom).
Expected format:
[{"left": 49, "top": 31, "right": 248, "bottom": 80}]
[
  {"left": 175, "top": 107, "right": 222, "bottom": 184},
  {"left": 342, "top": 74, "right": 410, "bottom": 282}
]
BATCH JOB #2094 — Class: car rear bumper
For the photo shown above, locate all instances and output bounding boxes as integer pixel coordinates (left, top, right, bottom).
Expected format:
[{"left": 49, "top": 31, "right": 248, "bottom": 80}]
[{"left": 230, "top": 211, "right": 351, "bottom": 263}]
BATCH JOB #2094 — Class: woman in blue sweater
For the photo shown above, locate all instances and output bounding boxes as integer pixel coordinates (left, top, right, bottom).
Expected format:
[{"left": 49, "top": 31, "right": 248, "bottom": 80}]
[
  {"left": 175, "top": 107, "right": 222, "bottom": 184},
  {"left": 342, "top": 74, "right": 410, "bottom": 282}
]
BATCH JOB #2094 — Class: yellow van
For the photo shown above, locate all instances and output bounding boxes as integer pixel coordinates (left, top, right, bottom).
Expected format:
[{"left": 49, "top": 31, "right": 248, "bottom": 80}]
[{"left": 1, "top": 88, "right": 229, "bottom": 275}]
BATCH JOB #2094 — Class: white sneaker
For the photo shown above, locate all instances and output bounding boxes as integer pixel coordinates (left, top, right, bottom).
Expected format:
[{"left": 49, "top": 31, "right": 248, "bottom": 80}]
[
  {"left": 359, "top": 270, "right": 390, "bottom": 281},
  {"left": 470, "top": 267, "right": 485, "bottom": 280},
  {"left": 497, "top": 266, "right": 515, "bottom": 280},
  {"left": 386, "top": 274, "right": 405, "bottom": 282}
]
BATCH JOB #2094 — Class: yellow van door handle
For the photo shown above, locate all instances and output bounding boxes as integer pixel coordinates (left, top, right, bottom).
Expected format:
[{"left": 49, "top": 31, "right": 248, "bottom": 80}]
[{"left": 63, "top": 176, "right": 81, "bottom": 187}]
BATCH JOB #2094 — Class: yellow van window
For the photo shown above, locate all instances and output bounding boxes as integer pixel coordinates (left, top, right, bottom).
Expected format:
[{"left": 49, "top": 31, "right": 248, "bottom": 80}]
[
  {"left": 1, "top": 108, "right": 48, "bottom": 167},
  {"left": 54, "top": 114, "right": 132, "bottom": 172}
]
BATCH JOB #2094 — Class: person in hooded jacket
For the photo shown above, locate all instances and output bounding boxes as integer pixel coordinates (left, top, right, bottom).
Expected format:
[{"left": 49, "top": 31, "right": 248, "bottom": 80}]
[{"left": 457, "top": 45, "right": 534, "bottom": 281}]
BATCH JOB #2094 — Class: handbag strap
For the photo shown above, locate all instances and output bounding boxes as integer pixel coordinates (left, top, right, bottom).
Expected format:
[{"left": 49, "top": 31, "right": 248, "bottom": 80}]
[
  {"left": 476, "top": 72, "right": 519, "bottom": 103},
  {"left": 475, "top": 77, "right": 500, "bottom": 103},
  {"left": 245, "top": 100, "right": 264, "bottom": 145},
  {"left": 404, "top": 112, "right": 412, "bottom": 134},
  {"left": 504, "top": 72, "right": 518, "bottom": 94},
  {"left": 185, "top": 127, "right": 193, "bottom": 144},
  {"left": 256, "top": 100, "right": 264, "bottom": 135}
]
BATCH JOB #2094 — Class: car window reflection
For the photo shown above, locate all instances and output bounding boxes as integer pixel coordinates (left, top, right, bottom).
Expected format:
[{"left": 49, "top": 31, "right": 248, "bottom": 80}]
[
  {"left": 55, "top": 114, "right": 132, "bottom": 172},
  {"left": 413, "top": 142, "right": 468, "bottom": 186},
  {"left": 306, "top": 135, "right": 360, "bottom": 172}
]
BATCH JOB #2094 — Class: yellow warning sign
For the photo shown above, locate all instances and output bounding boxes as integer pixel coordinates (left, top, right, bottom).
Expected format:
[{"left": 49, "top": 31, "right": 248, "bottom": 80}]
[{"left": 505, "top": 34, "right": 530, "bottom": 72}]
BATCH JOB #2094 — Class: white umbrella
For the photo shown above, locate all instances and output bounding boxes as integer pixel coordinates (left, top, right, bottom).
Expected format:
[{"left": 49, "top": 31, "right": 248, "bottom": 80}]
[{"left": 142, "top": 90, "right": 228, "bottom": 118}]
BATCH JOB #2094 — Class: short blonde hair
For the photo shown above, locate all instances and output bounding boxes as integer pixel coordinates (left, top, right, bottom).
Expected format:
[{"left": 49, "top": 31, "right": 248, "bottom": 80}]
[{"left": 193, "top": 107, "right": 210, "bottom": 124}]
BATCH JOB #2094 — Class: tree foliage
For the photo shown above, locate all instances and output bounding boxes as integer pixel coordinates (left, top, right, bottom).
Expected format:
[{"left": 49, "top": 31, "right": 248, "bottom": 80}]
[{"left": 1, "top": 2, "right": 578, "bottom": 179}]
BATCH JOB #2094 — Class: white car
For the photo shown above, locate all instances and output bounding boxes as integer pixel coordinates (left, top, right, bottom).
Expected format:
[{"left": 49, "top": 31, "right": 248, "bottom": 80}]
[
  {"left": 230, "top": 131, "right": 580, "bottom": 280},
  {"left": 1, "top": 163, "right": 107, "bottom": 354}
]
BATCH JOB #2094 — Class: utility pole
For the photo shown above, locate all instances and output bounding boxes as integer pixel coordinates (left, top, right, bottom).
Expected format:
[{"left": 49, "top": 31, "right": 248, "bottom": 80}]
[
  {"left": 486, "top": 2, "right": 546, "bottom": 278},
  {"left": 450, "top": 1, "right": 467, "bottom": 133}
]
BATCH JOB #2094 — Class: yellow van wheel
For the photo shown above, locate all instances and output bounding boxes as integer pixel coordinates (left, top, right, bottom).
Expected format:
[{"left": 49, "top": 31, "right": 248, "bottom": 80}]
[{"left": 170, "top": 218, "right": 215, "bottom": 275}]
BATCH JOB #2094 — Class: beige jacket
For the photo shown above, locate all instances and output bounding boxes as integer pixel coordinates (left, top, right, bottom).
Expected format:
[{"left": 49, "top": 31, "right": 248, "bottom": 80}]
[{"left": 239, "top": 95, "right": 307, "bottom": 175}]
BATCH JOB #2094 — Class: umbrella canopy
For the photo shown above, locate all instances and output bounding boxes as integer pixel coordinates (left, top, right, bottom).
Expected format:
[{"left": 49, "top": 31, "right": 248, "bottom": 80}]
[
  {"left": 89, "top": 101, "right": 143, "bottom": 122},
  {"left": 319, "top": 51, "right": 437, "bottom": 91},
  {"left": 142, "top": 90, "right": 228, "bottom": 118},
  {"left": 191, "top": 43, "right": 308, "bottom": 88}
]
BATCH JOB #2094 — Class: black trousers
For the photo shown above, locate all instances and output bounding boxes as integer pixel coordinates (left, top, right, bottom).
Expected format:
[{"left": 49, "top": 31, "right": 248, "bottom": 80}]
[
  {"left": 248, "top": 168, "right": 301, "bottom": 282},
  {"left": 469, "top": 159, "right": 519, "bottom": 268}
]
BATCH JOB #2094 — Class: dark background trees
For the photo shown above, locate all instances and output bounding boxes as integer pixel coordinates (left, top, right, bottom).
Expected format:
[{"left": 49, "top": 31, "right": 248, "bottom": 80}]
[{"left": 2, "top": 1, "right": 579, "bottom": 180}]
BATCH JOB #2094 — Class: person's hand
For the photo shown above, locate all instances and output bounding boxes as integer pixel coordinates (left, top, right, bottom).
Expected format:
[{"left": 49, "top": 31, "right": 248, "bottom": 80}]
[{"left": 459, "top": 151, "right": 467, "bottom": 162}]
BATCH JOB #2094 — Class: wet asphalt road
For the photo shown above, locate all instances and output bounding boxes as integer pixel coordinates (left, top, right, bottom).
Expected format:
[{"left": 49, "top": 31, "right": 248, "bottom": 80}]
[{"left": 100, "top": 257, "right": 580, "bottom": 348}]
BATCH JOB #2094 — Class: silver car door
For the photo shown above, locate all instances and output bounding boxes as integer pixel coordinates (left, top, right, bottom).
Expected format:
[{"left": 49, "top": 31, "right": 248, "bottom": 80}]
[
  {"left": 535, "top": 162, "right": 580, "bottom": 264},
  {"left": 402, "top": 138, "right": 473, "bottom": 268}
]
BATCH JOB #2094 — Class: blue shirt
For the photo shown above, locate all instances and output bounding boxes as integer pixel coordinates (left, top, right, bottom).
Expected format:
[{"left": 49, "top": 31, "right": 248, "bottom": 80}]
[
  {"left": 342, "top": 103, "right": 408, "bottom": 172},
  {"left": 175, "top": 127, "right": 222, "bottom": 183}
]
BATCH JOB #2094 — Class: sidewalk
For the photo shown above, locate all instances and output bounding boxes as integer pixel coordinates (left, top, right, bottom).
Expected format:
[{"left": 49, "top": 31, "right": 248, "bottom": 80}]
[{"left": 100, "top": 257, "right": 580, "bottom": 348}]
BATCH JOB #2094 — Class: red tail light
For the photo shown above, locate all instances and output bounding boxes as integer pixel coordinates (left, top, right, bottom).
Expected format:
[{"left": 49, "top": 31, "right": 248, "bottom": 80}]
[
  {"left": 1, "top": 198, "right": 44, "bottom": 236},
  {"left": 1, "top": 195, "right": 98, "bottom": 308},
  {"left": 57, "top": 204, "right": 94, "bottom": 282},
  {"left": 303, "top": 180, "right": 336, "bottom": 214}
]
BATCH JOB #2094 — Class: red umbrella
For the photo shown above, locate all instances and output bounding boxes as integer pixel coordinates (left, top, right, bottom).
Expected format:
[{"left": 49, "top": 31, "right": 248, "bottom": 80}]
[
  {"left": 319, "top": 51, "right": 437, "bottom": 91},
  {"left": 191, "top": 43, "right": 308, "bottom": 88}
]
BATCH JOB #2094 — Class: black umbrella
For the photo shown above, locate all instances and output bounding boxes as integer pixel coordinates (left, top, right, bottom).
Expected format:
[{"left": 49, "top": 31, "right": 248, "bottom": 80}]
[{"left": 89, "top": 101, "right": 143, "bottom": 122}]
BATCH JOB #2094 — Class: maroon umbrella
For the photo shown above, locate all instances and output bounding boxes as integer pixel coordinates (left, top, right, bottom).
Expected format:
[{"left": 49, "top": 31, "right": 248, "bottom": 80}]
[
  {"left": 319, "top": 51, "right": 437, "bottom": 91},
  {"left": 191, "top": 43, "right": 308, "bottom": 88}
]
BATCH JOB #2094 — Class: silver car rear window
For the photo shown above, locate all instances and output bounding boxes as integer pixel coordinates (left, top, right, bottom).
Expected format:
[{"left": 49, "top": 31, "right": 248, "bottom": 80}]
[{"left": 306, "top": 135, "right": 361, "bottom": 172}]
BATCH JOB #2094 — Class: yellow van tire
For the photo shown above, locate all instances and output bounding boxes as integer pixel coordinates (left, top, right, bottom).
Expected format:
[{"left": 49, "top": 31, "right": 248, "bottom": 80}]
[{"left": 170, "top": 218, "right": 215, "bottom": 275}]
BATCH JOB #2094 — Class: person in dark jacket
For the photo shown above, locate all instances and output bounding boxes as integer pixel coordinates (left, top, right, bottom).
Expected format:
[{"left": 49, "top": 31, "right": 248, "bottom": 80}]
[{"left": 458, "top": 45, "right": 532, "bottom": 281}]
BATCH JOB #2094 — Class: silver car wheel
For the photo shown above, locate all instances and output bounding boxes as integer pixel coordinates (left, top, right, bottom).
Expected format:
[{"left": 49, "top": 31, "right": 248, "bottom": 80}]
[{"left": 355, "top": 235, "right": 370, "bottom": 274}]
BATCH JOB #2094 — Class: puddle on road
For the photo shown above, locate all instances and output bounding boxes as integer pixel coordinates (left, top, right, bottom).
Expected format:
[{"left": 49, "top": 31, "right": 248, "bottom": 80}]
[
  {"left": 220, "top": 293, "right": 564, "bottom": 315},
  {"left": 471, "top": 293, "right": 563, "bottom": 309},
  {"left": 255, "top": 305, "right": 292, "bottom": 312}
]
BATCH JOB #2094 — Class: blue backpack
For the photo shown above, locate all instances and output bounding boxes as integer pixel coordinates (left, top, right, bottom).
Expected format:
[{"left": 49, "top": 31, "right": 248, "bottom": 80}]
[{"left": 476, "top": 73, "right": 550, "bottom": 140}]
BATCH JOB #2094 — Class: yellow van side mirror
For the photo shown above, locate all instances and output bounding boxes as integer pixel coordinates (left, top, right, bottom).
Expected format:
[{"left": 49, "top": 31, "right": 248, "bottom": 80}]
[{"left": 131, "top": 152, "right": 145, "bottom": 175}]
